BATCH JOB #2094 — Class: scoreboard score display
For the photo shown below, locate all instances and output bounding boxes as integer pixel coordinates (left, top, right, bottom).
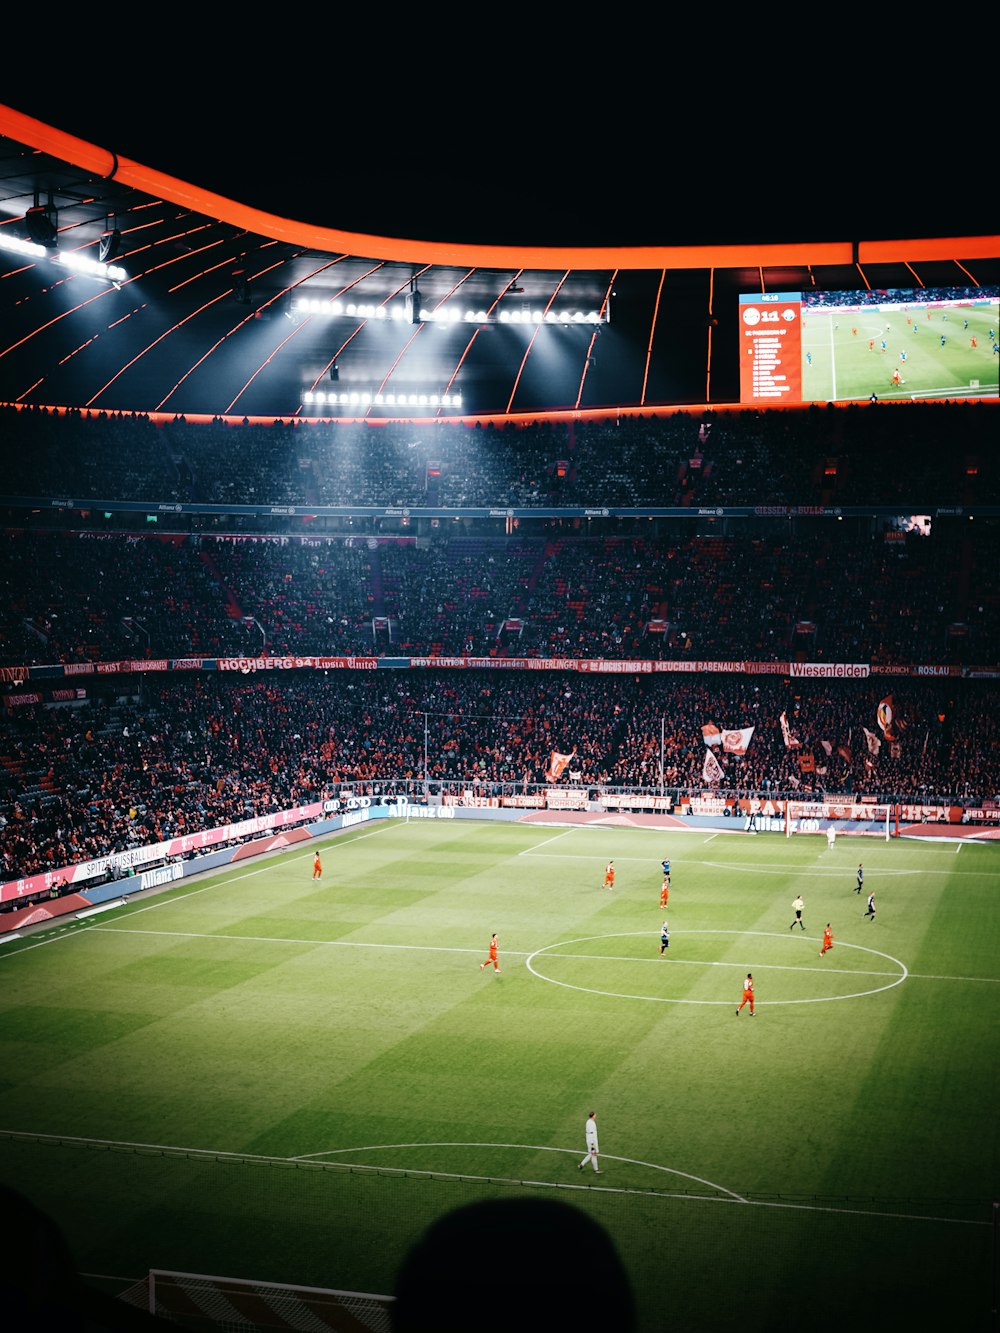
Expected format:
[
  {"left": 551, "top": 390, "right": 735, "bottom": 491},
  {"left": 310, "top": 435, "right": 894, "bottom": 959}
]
[{"left": 739, "top": 287, "right": 998, "bottom": 405}]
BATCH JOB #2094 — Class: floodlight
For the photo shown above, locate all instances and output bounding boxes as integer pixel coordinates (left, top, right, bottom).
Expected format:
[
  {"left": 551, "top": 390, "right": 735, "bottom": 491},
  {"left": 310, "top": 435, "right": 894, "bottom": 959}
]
[
  {"left": 100, "top": 225, "right": 123, "bottom": 263},
  {"left": 25, "top": 203, "right": 58, "bottom": 248}
]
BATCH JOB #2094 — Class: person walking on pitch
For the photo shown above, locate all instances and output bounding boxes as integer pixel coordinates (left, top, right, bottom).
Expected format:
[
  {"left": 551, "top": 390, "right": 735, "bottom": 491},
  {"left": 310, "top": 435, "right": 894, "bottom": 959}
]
[
  {"left": 790, "top": 894, "right": 805, "bottom": 930},
  {"left": 659, "top": 921, "right": 670, "bottom": 955},
  {"left": 736, "top": 972, "right": 755, "bottom": 1015},
  {"left": 578, "top": 1111, "right": 601, "bottom": 1173}
]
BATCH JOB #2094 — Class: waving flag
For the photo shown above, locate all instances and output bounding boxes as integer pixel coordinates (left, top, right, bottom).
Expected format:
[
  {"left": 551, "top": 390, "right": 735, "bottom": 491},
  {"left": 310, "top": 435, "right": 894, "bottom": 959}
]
[
  {"left": 863, "top": 727, "right": 881, "bottom": 756},
  {"left": 877, "top": 695, "right": 900, "bottom": 740},
  {"left": 779, "top": 712, "right": 801, "bottom": 749},
  {"left": 702, "top": 748, "right": 725, "bottom": 785},
  {"left": 702, "top": 723, "right": 722, "bottom": 747},
  {"left": 722, "top": 726, "right": 755, "bottom": 756},
  {"left": 545, "top": 747, "right": 577, "bottom": 781}
]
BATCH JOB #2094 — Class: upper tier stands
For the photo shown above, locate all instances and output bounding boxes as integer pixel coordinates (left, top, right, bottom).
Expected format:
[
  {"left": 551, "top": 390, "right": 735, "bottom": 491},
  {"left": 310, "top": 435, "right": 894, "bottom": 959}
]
[
  {"left": 1, "top": 400, "right": 997, "bottom": 509},
  {"left": 1, "top": 523, "right": 997, "bottom": 667}
]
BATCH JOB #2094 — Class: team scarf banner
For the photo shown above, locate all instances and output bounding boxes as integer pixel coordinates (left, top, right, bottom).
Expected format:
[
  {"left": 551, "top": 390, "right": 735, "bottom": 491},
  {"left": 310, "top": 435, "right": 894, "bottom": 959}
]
[{"left": 721, "top": 725, "right": 755, "bottom": 756}]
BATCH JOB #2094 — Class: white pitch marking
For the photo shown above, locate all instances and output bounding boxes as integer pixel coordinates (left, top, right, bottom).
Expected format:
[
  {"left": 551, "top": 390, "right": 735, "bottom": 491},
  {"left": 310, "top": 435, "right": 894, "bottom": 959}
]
[
  {"left": 526, "top": 931, "right": 908, "bottom": 1005},
  {"left": 5, "top": 1129, "right": 975, "bottom": 1229},
  {"left": 291, "top": 1141, "right": 746, "bottom": 1201}
]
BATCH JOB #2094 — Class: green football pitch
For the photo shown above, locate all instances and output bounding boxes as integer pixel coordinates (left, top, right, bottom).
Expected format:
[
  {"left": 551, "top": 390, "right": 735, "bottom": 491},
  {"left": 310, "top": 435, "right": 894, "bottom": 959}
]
[
  {"left": 801, "top": 301, "right": 999, "bottom": 402},
  {"left": 1, "top": 820, "right": 997, "bottom": 1332}
]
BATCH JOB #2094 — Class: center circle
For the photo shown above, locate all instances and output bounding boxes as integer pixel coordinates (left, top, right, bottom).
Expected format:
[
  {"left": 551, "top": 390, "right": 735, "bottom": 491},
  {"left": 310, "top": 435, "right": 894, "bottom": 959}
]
[{"left": 525, "top": 930, "right": 908, "bottom": 1005}]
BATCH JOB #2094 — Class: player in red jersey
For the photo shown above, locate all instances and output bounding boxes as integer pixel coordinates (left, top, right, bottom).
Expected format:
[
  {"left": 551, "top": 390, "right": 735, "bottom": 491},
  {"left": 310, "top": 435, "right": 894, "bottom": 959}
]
[
  {"left": 820, "top": 923, "right": 835, "bottom": 957},
  {"left": 736, "top": 973, "right": 755, "bottom": 1015},
  {"left": 480, "top": 933, "right": 501, "bottom": 974}
]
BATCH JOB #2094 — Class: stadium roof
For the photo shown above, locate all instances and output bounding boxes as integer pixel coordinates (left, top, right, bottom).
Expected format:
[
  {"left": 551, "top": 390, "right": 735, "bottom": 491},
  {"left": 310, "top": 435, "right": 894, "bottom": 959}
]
[{"left": 1, "top": 99, "right": 998, "bottom": 420}]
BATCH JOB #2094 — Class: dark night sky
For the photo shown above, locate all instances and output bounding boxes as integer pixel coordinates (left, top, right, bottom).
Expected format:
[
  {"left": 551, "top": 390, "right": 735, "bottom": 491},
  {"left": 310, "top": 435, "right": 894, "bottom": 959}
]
[{"left": 5, "top": 72, "right": 977, "bottom": 250}]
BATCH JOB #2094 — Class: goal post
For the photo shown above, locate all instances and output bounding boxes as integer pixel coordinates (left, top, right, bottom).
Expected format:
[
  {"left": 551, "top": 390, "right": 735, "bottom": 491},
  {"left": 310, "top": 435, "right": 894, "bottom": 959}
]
[
  {"left": 117, "top": 1270, "right": 395, "bottom": 1332},
  {"left": 785, "top": 802, "right": 893, "bottom": 840}
]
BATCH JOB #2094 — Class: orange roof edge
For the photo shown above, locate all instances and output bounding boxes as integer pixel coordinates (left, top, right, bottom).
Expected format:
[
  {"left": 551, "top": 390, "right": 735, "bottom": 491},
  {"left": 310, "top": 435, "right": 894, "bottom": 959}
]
[{"left": 5, "top": 104, "right": 997, "bottom": 272}]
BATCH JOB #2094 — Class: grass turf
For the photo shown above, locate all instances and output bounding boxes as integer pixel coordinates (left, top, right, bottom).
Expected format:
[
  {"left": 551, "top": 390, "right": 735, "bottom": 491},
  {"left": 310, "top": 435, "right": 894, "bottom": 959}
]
[{"left": 1, "top": 818, "right": 997, "bottom": 1332}]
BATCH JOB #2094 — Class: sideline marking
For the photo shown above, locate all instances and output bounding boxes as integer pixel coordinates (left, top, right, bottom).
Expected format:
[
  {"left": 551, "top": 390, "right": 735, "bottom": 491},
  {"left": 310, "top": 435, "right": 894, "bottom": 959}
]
[
  {"left": 0, "top": 823, "right": 398, "bottom": 961},
  {"left": 519, "top": 829, "right": 577, "bottom": 854}
]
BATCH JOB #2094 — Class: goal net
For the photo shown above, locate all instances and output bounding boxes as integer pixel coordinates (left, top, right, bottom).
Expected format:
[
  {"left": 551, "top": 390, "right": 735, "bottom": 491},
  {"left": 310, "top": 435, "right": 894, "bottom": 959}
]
[
  {"left": 784, "top": 802, "right": 892, "bottom": 840},
  {"left": 116, "top": 1270, "right": 394, "bottom": 1332}
]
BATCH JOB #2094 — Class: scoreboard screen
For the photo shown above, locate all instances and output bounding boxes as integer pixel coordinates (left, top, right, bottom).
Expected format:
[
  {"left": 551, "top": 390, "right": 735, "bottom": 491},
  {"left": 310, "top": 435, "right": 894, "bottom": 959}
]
[{"left": 739, "top": 287, "right": 998, "bottom": 404}]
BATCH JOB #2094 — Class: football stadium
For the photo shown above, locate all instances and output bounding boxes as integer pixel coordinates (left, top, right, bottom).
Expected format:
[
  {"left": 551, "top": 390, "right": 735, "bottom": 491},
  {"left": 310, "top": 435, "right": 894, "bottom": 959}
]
[{"left": 1, "top": 99, "right": 998, "bottom": 1333}]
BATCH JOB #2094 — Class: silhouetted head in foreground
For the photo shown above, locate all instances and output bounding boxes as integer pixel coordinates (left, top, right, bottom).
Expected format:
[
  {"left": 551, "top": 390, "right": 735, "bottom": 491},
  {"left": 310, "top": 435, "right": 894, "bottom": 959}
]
[
  {"left": 0, "top": 1183, "right": 171, "bottom": 1330},
  {"left": 392, "top": 1195, "right": 637, "bottom": 1332}
]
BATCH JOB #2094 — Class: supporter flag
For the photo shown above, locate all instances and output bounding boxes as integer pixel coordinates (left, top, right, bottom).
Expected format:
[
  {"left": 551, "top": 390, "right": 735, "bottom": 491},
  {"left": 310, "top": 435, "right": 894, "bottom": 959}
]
[
  {"left": 779, "top": 712, "right": 801, "bottom": 749},
  {"left": 702, "top": 723, "right": 722, "bottom": 747},
  {"left": 702, "top": 748, "right": 725, "bottom": 785},
  {"left": 545, "top": 747, "right": 577, "bottom": 781},
  {"left": 798, "top": 752, "right": 816, "bottom": 773},
  {"left": 863, "top": 727, "right": 881, "bottom": 756},
  {"left": 837, "top": 743, "right": 852, "bottom": 764},
  {"left": 877, "top": 695, "right": 901, "bottom": 741},
  {"left": 722, "top": 726, "right": 755, "bottom": 756},
  {"left": 820, "top": 739, "right": 833, "bottom": 757}
]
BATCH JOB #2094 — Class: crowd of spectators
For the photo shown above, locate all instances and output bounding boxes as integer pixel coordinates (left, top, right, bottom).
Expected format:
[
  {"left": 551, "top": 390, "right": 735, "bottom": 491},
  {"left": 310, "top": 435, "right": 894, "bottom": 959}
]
[
  {"left": 2, "top": 671, "right": 998, "bottom": 886},
  {"left": 2, "top": 401, "right": 999, "bottom": 886},
  {"left": 1, "top": 521, "right": 997, "bottom": 666},
  {"left": 1, "top": 399, "right": 997, "bottom": 511}
]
